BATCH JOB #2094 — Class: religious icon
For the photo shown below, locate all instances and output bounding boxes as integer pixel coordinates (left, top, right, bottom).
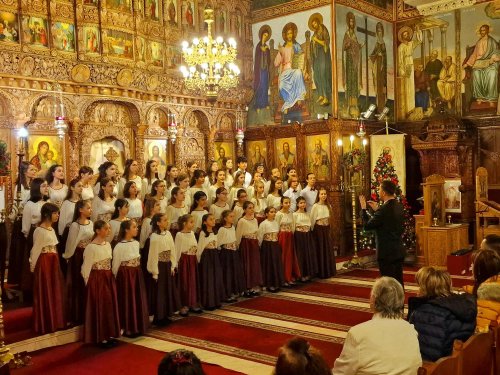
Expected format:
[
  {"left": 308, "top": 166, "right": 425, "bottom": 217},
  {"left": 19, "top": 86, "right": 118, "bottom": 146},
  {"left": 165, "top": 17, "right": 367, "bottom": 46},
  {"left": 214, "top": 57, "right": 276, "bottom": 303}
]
[
  {"left": 51, "top": 22, "right": 75, "bottom": 52},
  {"left": 167, "top": 0, "right": 177, "bottom": 26},
  {"left": 275, "top": 138, "right": 297, "bottom": 179},
  {"left": 83, "top": 26, "right": 100, "bottom": 54},
  {"left": 253, "top": 25, "right": 271, "bottom": 112},
  {"left": 106, "top": 30, "right": 133, "bottom": 59},
  {"left": 106, "top": 0, "right": 132, "bottom": 13},
  {"left": 246, "top": 140, "right": 267, "bottom": 173},
  {"left": 306, "top": 134, "right": 330, "bottom": 181},
  {"left": 0, "top": 11, "right": 20, "bottom": 44},
  {"left": 182, "top": 0, "right": 195, "bottom": 29},
  {"left": 28, "top": 136, "right": 63, "bottom": 176},
  {"left": 149, "top": 41, "right": 163, "bottom": 66},
  {"left": 214, "top": 141, "right": 234, "bottom": 170},
  {"left": 308, "top": 13, "right": 332, "bottom": 107},
  {"left": 444, "top": 179, "right": 461, "bottom": 213},
  {"left": 22, "top": 16, "right": 49, "bottom": 48},
  {"left": 89, "top": 137, "right": 125, "bottom": 172},
  {"left": 147, "top": 0, "right": 159, "bottom": 20}
]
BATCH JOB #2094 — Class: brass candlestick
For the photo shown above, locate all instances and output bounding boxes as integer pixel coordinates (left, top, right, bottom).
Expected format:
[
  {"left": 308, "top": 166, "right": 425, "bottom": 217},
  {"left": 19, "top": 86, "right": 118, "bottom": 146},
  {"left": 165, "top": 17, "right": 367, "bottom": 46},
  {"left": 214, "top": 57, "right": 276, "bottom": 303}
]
[{"left": 0, "top": 286, "right": 13, "bottom": 365}]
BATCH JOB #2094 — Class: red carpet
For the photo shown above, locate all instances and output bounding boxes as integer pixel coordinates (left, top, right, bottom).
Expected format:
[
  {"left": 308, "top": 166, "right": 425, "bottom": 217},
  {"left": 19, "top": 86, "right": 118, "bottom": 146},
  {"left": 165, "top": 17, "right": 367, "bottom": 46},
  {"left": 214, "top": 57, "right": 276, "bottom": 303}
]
[
  {"left": 12, "top": 342, "right": 242, "bottom": 375},
  {"left": 4, "top": 307, "right": 34, "bottom": 344}
]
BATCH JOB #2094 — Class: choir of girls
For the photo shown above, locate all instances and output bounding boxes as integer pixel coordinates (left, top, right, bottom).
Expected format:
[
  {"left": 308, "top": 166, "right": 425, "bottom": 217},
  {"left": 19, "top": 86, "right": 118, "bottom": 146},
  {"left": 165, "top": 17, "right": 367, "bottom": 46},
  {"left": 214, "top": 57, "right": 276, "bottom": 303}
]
[{"left": 13, "top": 155, "right": 336, "bottom": 345}]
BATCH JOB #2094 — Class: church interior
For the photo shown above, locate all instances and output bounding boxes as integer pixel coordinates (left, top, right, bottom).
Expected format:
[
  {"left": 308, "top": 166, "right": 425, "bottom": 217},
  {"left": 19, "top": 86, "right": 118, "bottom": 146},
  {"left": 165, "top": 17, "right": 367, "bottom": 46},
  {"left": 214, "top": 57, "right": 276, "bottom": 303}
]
[{"left": 0, "top": 0, "right": 499, "bottom": 373}]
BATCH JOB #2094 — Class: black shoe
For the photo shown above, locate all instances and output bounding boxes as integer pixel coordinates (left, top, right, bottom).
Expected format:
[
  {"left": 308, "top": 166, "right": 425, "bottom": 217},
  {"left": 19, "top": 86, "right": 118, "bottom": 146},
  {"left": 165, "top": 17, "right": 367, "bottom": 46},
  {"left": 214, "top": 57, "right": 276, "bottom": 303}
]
[
  {"left": 243, "top": 291, "right": 253, "bottom": 298},
  {"left": 250, "top": 290, "right": 260, "bottom": 297},
  {"left": 226, "top": 297, "right": 237, "bottom": 303},
  {"left": 179, "top": 311, "right": 189, "bottom": 317},
  {"left": 190, "top": 308, "right": 203, "bottom": 314},
  {"left": 205, "top": 306, "right": 216, "bottom": 311}
]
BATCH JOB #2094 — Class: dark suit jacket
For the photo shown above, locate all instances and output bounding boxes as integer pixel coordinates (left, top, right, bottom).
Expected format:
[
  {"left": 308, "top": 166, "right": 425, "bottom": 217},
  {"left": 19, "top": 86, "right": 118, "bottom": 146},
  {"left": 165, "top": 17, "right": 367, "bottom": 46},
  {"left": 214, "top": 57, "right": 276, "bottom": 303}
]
[{"left": 362, "top": 198, "right": 405, "bottom": 262}]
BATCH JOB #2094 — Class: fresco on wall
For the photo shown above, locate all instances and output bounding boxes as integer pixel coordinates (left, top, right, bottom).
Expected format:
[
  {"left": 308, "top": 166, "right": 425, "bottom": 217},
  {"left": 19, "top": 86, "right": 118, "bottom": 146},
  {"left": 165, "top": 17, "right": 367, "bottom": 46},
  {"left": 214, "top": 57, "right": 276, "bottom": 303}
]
[
  {"left": 83, "top": 26, "right": 100, "bottom": 54},
  {"left": 22, "top": 16, "right": 49, "bottom": 48},
  {"left": 251, "top": 0, "right": 293, "bottom": 11},
  {"left": 396, "top": 12, "right": 455, "bottom": 120},
  {"left": 336, "top": 5, "right": 394, "bottom": 120},
  {"left": 106, "top": 30, "right": 134, "bottom": 59},
  {"left": 249, "top": 5, "right": 333, "bottom": 126},
  {"left": 461, "top": 3, "right": 500, "bottom": 117}
]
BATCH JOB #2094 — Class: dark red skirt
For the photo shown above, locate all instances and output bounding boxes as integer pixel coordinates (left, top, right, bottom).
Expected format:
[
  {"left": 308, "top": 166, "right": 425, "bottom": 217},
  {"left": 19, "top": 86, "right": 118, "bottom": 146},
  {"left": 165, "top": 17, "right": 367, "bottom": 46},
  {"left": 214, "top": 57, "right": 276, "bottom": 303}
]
[
  {"left": 20, "top": 226, "right": 36, "bottom": 292},
  {"left": 239, "top": 238, "right": 263, "bottom": 290},
  {"left": 33, "top": 253, "right": 66, "bottom": 335},
  {"left": 84, "top": 269, "right": 120, "bottom": 344},
  {"left": 294, "top": 231, "right": 318, "bottom": 278},
  {"left": 177, "top": 253, "right": 200, "bottom": 308},
  {"left": 7, "top": 219, "right": 25, "bottom": 285},
  {"left": 313, "top": 224, "right": 336, "bottom": 278},
  {"left": 219, "top": 247, "right": 245, "bottom": 297},
  {"left": 198, "top": 248, "right": 224, "bottom": 309},
  {"left": 260, "top": 240, "right": 285, "bottom": 289},
  {"left": 116, "top": 265, "right": 149, "bottom": 336},
  {"left": 66, "top": 246, "right": 86, "bottom": 325},
  {"left": 155, "top": 261, "right": 181, "bottom": 321},
  {"left": 140, "top": 239, "right": 156, "bottom": 315},
  {"left": 278, "top": 231, "right": 301, "bottom": 282}
]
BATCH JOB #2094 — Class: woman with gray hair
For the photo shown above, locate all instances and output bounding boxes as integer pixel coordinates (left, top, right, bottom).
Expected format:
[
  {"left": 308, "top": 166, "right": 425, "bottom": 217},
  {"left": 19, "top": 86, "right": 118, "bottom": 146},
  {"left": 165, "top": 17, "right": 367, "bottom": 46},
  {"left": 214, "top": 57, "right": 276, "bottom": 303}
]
[{"left": 332, "top": 277, "right": 422, "bottom": 375}]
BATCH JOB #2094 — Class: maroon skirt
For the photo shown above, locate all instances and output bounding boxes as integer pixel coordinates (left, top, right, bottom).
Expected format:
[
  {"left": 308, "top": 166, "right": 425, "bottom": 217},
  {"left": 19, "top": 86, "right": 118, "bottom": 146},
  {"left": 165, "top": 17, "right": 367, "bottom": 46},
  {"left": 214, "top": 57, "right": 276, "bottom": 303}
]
[
  {"left": 278, "top": 231, "right": 301, "bottom": 282},
  {"left": 177, "top": 253, "right": 200, "bottom": 308},
  {"left": 313, "top": 224, "right": 336, "bottom": 278},
  {"left": 66, "top": 246, "right": 86, "bottom": 325},
  {"left": 7, "top": 219, "right": 25, "bottom": 285},
  {"left": 58, "top": 226, "right": 70, "bottom": 277},
  {"left": 260, "top": 240, "right": 285, "bottom": 289},
  {"left": 294, "top": 231, "right": 318, "bottom": 278},
  {"left": 219, "top": 246, "right": 245, "bottom": 297},
  {"left": 84, "top": 269, "right": 120, "bottom": 344},
  {"left": 155, "top": 261, "right": 181, "bottom": 322},
  {"left": 239, "top": 238, "right": 263, "bottom": 290},
  {"left": 116, "top": 265, "right": 149, "bottom": 336},
  {"left": 198, "top": 248, "right": 224, "bottom": 309},
  {"left": 33, "top": 253, "right": 66, "bottom": 335},
  {"left": 140, "top": 239, "right": 156, "bottom": 315}
]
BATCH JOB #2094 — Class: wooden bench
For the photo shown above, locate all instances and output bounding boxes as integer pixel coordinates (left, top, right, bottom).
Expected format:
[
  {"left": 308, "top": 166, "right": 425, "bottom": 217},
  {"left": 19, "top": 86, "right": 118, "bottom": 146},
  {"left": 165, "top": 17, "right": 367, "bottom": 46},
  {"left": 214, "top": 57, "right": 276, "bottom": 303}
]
[{"left": 418, "top": 330, "right": 495, "bottom": 375}]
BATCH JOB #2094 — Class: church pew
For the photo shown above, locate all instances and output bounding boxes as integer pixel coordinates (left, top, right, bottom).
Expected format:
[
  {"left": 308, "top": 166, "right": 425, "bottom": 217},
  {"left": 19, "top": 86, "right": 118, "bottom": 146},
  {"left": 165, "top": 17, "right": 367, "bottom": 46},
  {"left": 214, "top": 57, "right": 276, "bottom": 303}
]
[
  {"left": 418, "top": 352, "right": 460, "bottom": 375},
  {"left": 454, "top": 330, "right": 494, "bottom": 375}
]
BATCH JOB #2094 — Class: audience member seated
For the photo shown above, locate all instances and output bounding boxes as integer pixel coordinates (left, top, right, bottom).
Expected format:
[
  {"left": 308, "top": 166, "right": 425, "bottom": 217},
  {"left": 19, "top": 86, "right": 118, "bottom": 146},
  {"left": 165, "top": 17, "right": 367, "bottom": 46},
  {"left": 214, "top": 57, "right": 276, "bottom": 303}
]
[
  {"left": 332, "top": 277, "right": 422, "bottom": 374},
  {"left": 407, "top": 267, "right": 476, "bottom": 362},
  {"left": 480, "top": 234, "right": 500, "bottom": 255},
  {"left": 273, "top": 337, "right": 330, "bottom": 375},
  {"left": 158, "top": 349, "right": 205, "bottom": 375},
  {"left": 473, "top": 249, "right": 500, "bottom": 333}
]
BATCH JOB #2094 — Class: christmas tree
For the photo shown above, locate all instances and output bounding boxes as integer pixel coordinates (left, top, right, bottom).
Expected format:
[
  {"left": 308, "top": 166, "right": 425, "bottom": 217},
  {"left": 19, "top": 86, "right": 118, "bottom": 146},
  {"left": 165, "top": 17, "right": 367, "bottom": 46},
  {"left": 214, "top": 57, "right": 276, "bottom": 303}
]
[{"left": 359, "top": 148, "right": 416, "bottom": 252}]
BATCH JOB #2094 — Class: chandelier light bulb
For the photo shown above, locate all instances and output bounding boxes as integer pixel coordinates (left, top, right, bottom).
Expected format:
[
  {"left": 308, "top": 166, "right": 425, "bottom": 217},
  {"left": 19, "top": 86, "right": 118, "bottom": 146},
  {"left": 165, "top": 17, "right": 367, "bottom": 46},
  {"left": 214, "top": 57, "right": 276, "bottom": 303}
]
[
  {"left": 200, "top": 73, "right": 207, "bottom": 80},
  {"left": 216, "top": 36, "right": 223, "bottom": 43},
  {"left": 193, "top": 38, "right": 199, "bottom": 45},
  {"left": 212, "top": 47, "right": 217, "bottom": 54},
  {"left": 228, "top": 38, "right": 235, "bottom": 46},
  {"left": 215, "top": 62, "right": 221, "bottom": 70},
  {"left": 201, "top": 62, "right": 208, "bottom": 70},
  {"left": 337, "top": 139, "right": 343, "bottom": 147},
  {"left": 17, "top": 127, "right": 28, "bottom": 139},
  {"left": 182, "top": 41, "right": 189, "bottom": 49},
  {"left": 203, "top": 36, "right": 209, "bottom": 44},
  {"left": 221, "top": 49, "right": 228, "bottom": 56},
  {"left": 189, "top": 66, "right": 196, "bottom": 73},
  {"left": 199, "top": 48, "right": 205, "bottom": 55}
]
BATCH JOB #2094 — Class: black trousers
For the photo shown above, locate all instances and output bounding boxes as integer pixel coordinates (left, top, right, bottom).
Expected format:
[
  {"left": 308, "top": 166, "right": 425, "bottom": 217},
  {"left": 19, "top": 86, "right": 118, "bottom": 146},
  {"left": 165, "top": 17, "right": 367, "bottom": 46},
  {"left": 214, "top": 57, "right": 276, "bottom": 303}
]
[{"left": 378, "top": 259, "right": 404, "bottom": 289}]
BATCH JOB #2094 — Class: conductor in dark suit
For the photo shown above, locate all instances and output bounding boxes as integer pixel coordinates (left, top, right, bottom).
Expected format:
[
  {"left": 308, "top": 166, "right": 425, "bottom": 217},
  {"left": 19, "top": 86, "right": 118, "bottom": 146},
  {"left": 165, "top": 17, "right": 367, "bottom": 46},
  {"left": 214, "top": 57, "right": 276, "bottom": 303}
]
[{"left": 359, "top": 180, "right": 405, "bottom": 287}]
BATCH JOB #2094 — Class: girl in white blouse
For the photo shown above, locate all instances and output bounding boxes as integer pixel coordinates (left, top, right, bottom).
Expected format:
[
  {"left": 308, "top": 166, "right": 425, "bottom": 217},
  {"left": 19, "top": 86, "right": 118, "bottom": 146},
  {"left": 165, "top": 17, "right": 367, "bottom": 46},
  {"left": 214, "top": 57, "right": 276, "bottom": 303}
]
[
  {"left": 112, "top": 220, "right": 149, "bottom": 337},
  {"left": 107, "top": 199, "right": 129, "bottom": 246},
  {"left": 209, "top": 186, "right": 230, "bottom": 229},
  {"left": 91, "top": 177, "right": 116, "bottom": 223},
  {"left": 166, "top": 187, "right": 189, "bottom": 239},
  {"left": 251, "top": 180, "right": 267, "bottom": 225},
  {"left": 293, "top": 197, "right": 317, "bottom": 281},
  {"left": 174, "top": 214, "right": 202, "bottom": 316},
  {"left": 118, "top": 159, "right": 144, "bottom": 199},
  {"left": 176, "top": 173, "right": 192, "bottom": 209},
  {"left": 235, "top": 201, "right": 262, "bottom": 297},
  {"left": 21, "top": 178, "right": 49, "bottom": 292},
  {"left": 310, "top": 188, "right": 335, "bottom": 278},
  {"left": 208, "top": 170, "right": 226, "bottom": 206},
  {"left": 258, "top": 207, "right": 285, "bottom": 293},
  {"left": 79, "top": 166, "right": 95, "bottom": 201},
  {"left": 188, "top": 169, "right": 208, "bottom": 206},
  {"left": 140, "top": 198, "right": 160, "bottom": 249},
  {"left": 197, "top": 213, "right": 224, "bottom": 310},
  {"left": 142, "top": 160, "right": 159, "bottom": 199},
  {"left": 276, "top": 196, "right": 301, "bottom": 286},
  {"left": 93, "top": 162, "right": 119, "bottom": 197},
  {"left": 190, "top": 191, "right": 208, "bottom": 236},
  {"left": 123, "top": 181, "right": 143, "bottom": 224},
  {"left": 81, "top": 220, "right": 120, "bottom": 345},
  {"left": 266, "top": 177, "right": 283, "bottom": 210},
  {"left": 64, "top": 199, "right": 93, "bottom": 325},
  {"left": 228, "top": 171, "right": 246, "bottom": 204},
  {"left": 150, "top": 180, "right": 169, "bottom": 214},
  {"left": 46, "top": 164, "right": 68, "bottom": 208},
  {"left": 232, "top": 189, "right": 248, "bottom": 223},
  {"left": 204, "top": 161, "right": 219, "bottom": 190},
  {"left": 223, "top": 159, "right": 234, "bottom": 190},
  {"left": 246, "top": 171, "right": 262, "bottom": 202},
  {"left": 218, "top": 210, "right": 245, "bottom": 302},
  {"left": 147, "top": 213, "right": 180, "bottom": 325},
  {"left": 58, "top": 178, "right": 83, "bottom": 237},
  {"left": 30, "top": 202, "right": 66, "bottom": 334}
]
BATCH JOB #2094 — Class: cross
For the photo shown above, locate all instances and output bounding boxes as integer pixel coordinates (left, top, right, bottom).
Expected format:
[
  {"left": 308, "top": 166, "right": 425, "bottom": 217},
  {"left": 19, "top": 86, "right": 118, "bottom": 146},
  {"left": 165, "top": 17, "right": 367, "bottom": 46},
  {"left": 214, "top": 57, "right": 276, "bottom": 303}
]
[{"left": 357, "top": 17, "right": 376, "bottom": 109}]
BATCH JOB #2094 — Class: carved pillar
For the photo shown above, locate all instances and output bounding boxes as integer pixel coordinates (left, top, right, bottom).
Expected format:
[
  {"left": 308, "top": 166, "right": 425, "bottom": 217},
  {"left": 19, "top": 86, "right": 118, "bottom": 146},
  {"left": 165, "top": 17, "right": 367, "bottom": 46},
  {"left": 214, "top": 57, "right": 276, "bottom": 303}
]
[
  {"left": 136, "top": 123, "right": 148, "bottom": 175},
  {"left": 295, "top": 124, "right": 306, "bottom": 180},
  {"left": 328, "top": 119, "right": 342, "bottom": 189},
  {"left": 264, "top": 127, "right": 274, "bottom": 172},
  {"left": 68, "top": 117, "right": 80, "bottom": 178},
  {"left": 207, "top": 125, "right": 217, "bottom": 162},
  {"left": 427, "top": 29, "right": 433, "bottom": 58}
]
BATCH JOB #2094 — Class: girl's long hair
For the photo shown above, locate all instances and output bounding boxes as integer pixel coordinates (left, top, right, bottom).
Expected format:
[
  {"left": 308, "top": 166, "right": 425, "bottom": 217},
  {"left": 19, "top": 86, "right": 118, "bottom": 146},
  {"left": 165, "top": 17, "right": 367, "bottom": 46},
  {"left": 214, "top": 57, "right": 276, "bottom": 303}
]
[
  {"left": 96, "top": 162, "right": 117, "bottom": 186},
  {"left": 117, "top": 219, "right": 135, "bottom": 242},
  {"left": 72, "top": 199, "right": 90, "bottom": 223},
  {"left": 144, "top": 160, "right": 158, "bottom": 185},
  {"left": 98, "top": 177, "right": 113, "bottom": 200},
  {"left": 232, "top": 188, "right": 246, "bottom": 210},
  {"left": 29, "top": 178, "right": 48, "bottom": 203},
  {"left": 213, "top": 186, "right": 227, "bottom": 205},
  {"left": 122, "top": 159, "right": 136, "bottom": 181},
  {"left": 190, "top": 169, "right": 206, "bottom": 187},
  {"left": 151, "top": 213, "right": 166, "bottom": 234},
  {"left": 92, "top": 220, "right": 108, "bottom": 240},
  {"left": 190, "top": 190, "right": 207, "bottom": 213},
  {"left": 17, "top": 161, "right": 33, "bottom": 190},
  {"left": 143, "top": 197, "right": 158, "bottom": 218},
  {"left": 200, "top": 213, "right": 213, "bottom": 238},
  {"left": 64, "top": 178, "right": 81, "bottom": 201},
  {"left": 111, "top": 198, "right": 129, "bottom": 220},
  {"left": 46, "top": 164, "right": 64, "bottom": 185}
]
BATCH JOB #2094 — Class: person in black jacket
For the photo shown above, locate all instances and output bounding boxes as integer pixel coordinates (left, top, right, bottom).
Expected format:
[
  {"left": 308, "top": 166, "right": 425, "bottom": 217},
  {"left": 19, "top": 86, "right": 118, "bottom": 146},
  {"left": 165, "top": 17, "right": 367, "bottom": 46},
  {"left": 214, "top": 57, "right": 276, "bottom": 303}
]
[
  {"left": 359, "top": 180, "right": 405, "bottom": 286},
  {"left": 408, "top": 266, "right": 476, "bottom": 362}
]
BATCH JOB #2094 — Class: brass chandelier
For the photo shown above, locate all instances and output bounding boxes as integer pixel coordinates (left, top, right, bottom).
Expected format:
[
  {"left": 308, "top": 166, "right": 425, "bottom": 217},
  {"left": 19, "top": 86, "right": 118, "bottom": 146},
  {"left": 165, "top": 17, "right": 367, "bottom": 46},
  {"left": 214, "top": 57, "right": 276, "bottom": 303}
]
[{"left": 180, "top": 7, "right": 240, "bottom": 102}]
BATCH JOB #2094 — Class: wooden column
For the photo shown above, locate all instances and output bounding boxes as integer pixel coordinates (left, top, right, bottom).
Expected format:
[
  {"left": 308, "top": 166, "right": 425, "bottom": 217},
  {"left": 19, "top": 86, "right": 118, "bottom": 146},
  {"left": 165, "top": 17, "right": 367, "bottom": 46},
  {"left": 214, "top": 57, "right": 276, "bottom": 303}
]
[
  {"left": 68, "top": 117, "right": 80, "bottom": 178},
  {"left": 136, "top": 123, "right": 148, "bottom": 175}
]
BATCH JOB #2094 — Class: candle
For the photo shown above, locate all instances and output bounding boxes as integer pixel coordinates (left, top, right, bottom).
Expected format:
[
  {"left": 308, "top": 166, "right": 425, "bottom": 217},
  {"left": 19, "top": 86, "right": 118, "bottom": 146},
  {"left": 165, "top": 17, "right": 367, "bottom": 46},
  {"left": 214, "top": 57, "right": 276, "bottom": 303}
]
[
  {"left": 349, "top": 135, "right": 355, "bottom": 151},
  {"left": 362, "top": 138, "right": 368, "bottom": 151}
]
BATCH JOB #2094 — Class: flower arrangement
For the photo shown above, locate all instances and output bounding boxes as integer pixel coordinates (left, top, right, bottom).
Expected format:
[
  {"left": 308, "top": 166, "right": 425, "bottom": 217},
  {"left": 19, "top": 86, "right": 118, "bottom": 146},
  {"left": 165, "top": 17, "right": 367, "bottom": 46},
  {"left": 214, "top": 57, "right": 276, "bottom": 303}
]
[
  {"left": 0, "top": 141, "right": 11, "bottom": 176},
  {"left": 342, "top": 148, "right": 368, "bottom": 172}
]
